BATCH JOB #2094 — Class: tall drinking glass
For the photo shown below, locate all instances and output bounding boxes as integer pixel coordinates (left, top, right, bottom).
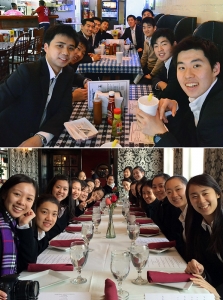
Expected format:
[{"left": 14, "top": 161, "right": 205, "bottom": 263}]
[
  {"left": 92, "top": 213, "right": 101, "bottom": 234},
  {"left": 127, "top": 223, "right": 140, "bottom": 245},
  {"left": 110, "top": 250, "right": 130, "bottom": 299},
  {"left": 81, "top": 222, "right": 94, "bottom": 251},
  {"left": 130, "top": 244, "right": 149, "bottom": 285}
]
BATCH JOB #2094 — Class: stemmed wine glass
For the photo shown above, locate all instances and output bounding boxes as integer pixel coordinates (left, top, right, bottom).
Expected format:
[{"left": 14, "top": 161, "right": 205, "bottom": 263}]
[
  {"left": 100, "top": 199, "right": 106, "bottom": 215},
  {"left": 110, "top": 250, "right": 130, "bottom": 299},
  {"left": 124, "top": 44, "right": 130, "bottom": 56},
  {"left": 70, "top": 240, "right": 89, "bottom": 284},
  {"left": 92, "top": 212, "right": 101, "bottom": 234},
  {"left": 81, "top": 222, "right": 94, "bottom": 251},
  {"left": 127, "top": 222, "right": 140, "bottom": 245},
  {"left": 122, "top": 201, "right": 130, "bottom": 222},
  {"left": 130, "top": 244, "right": 149, "bottom": 285}
]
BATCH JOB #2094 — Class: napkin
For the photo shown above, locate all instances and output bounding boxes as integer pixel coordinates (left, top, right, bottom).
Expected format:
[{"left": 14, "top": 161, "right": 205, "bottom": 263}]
[
  {"left": 148, "top": 240, "right": 176, "bottom": 249},
  {"left": 130, "top": 207, "right": 143, "bottom": 212},
  {"left": 130, "top": 212, "right": 146, "bottom": 217},
  {"left": 136, "top": 218, "right": 153, "bottom": 224},
  {"left": 84, "top": 211, "right": 93, "bottom": 215},
  {"left": 49, "top": 239, "right": 84, "bottom": 247},
  {"left": 147, "top": 271, "right": 194, "bottom": 283},
  {"left": 140, "top": 228, "right": 159, "bottom": 234},
  {"left": 65, "top": 225, "right": 82, "bottom": 232},
  {"left": 27, "top": 263, "right": 73, "bottom": 272},
  {"left": 73, "top": 216, "right": 92, "bottom": 222},
  {"left": 104, "top": 278, "right": 118, "bottom": 300}
]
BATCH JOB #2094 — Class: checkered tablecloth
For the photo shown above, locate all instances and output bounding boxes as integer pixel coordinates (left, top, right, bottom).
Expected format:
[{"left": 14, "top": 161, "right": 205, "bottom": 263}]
[
  {"left": 0, "top": 42, "right": 14, "bottom": 49},
  {"left": 76, "top": 49, "right": 143, "bottom": 75},
  {"left": 48, "top": 84, "right": 152, "bottom": 148}
]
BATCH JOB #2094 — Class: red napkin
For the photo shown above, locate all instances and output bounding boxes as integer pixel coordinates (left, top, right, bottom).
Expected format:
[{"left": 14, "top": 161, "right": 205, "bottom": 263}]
[
  {"left": 27, "top": 263, "right": 73, "bottom": 272},
  {"left": 104, "top": 278, "right": 118, "bottom": 300},
  {"left": 149, "top": 240, "right": 176, "bottom": 249},
  {"left": 130, "top": 212, "right": 146, "bottom": 217},
  {"left": 65, "top": 225, "right": 82, "bottom": 232},
  {"left": 94, "top": 201, "right": 100, "bottom": 206},
  {"left": 72, "top": 217, "right": 92, "bottom": 222},
  {"left": 147, "top": 271, "right": 194, "bottom": 283},
  {"left": 49, "top": 239, "right": 84, "bottom": 247},
  {"left": 130, "top": 207, "right": 143, "bottom": 212},
  {"left": 136, "top": 218, "right": 153, "bottom": 224},
  {"left": 140, "top": 228, "right": 159, "bottom": 234},
  {"left": 84, "top": 211, "right": 93, "bottom": 215}
]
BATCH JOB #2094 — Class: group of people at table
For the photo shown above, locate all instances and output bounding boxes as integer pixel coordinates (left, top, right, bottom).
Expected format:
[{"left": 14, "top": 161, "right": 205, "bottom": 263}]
[
  {"left": 0, "top": 7, "right": 222, "bottom": 147},
  {"left": 0, "top": 164, "right": 223, "bottom": 299}
]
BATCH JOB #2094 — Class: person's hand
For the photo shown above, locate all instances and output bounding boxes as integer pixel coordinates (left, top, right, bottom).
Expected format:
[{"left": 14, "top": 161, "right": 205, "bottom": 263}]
[
  {"left": 136, "top": 108, "right": 168, "bottom": 137},
  {"left": 89, "top": 53, "right": 101, "bottom": 61},
  {"left": 79, "top": 201, "right": 87, "bottom": 211},
  {"left": 72, "top": 88, "right": 88, "bottom": 102},
  {"left": 18, "top": 209, "right": 36, "bottom": 226},
  {"left": 137, "top": 48, "right": 143, "bottom": 52},
  {"left": 144, "top": 74, "right": 152, "bottom": 80},
  {"left": 157, "top": 81, "right": 167, "bottom": 91},
  {"left": 19, "top": 135, "right": 43, "bottom": 147},
  {"left": 185, "top": 259, "right": 205, "bottom": 275},
  {"left": 158, "top": 98, "right": 178, "bottom": 123},
  {"left": 190, "top": 274, "right": 220, "bottom": 299},
  {"left": 0, "top": 290, "right": 7, "bottom": 300}
]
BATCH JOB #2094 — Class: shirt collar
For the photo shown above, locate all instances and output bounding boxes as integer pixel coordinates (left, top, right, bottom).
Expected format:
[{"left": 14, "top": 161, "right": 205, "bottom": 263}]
[
  {"left": 130, "top": 25, "right": 136, "bottom": 31},
  {"left": 164, "top": 56, "right": 172, "bottom": 75},
  {"left": 179, "top": 204, "right": 188, "bottom": 224},
  {"left": 45, "top": 57, "right": 62, "bottom": 80},
  {"left": 38, "top": 230, "right": 46, "bottom": 240},
  {"left": 201, "top": 218, "right": 213, "bottom": 234},
  {"left": 82, "top": 31, "right": 89, "bottom": 40}
]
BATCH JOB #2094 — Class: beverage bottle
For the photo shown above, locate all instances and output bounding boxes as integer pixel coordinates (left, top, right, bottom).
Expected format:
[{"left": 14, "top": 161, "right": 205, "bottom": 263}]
[
  {"left": 112, "top": 108, "right": 122, "bottom": 137},
  {"left": 93, "top": 94, "right": 102, "bottom": 125},
  {"left": 107, "top": 91, "right": 115, "bottom": 126}
]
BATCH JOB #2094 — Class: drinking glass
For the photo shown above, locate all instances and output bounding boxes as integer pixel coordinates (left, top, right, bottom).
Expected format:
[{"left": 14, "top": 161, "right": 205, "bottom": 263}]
[
  {"left": 81, "top": 222, "right": 94, "bottom": 251},
  {"left": 127, "top": 223, "right": 140, "bottom": 245},
  {"left": 70, "top": 240, "right": 89, "bottom": 284},
  {"left": 130, "top": 244, "right": 149, "bottom": 285},
  {"left": 92, "top": 213, "right": 101, "bottom": 234},
  {"left": 93, "top": 206, "right": 100, "bottom": 214},
  {"left": 124, "top": 44, "right": 130, "bottom": 56},
  {"left": 111, "top": 250, "right": 130, "bottom": 299},
  {"left": 100, "top": 199, "right": 106, "bottom": 215},
  {"left": 122, "top": 205, "right": 129, "bottom": 222},
  {"left": 127, "top": 214, "right": 136, "bottom": 224}
]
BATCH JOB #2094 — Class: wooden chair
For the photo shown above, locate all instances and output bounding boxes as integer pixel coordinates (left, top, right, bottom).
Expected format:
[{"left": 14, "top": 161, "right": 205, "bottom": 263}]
[
  {"left": 28, "top": 27, "right": 44, "bottom": 61},
  {"left": 0, "top": 48, "right": 11, "bottom": 83},
  {"left": 9, "top": 32, "right": 31, "bottom": 72}
]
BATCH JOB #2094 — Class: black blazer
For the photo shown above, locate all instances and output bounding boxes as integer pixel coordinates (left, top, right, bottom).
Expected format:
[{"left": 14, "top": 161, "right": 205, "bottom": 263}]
[
  {"left": 96, "top": 30, "right": 113, "bottom": 42},
  {"left": 120, "top": 25, "right": 143, "bottom": 50},
  {"left": 156, "top": 79, "right": 223, "bottom": 147},
  {"left": 0, "top": 57, "right": 73, "bottom": 147}
]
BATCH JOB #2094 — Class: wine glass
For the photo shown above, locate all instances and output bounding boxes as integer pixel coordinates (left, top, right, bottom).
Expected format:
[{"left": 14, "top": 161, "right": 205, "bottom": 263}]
[
  {"left": 70, "top": 240, "right": 89, "bottom": 284},
  {"left": 100, "top": 199, "right": 106, "bottom": 215},
  {"left": 130, "top": 244, "right": 149, "bottom": 285},
  {"left": 122, "top": 206, "right": 129, "bottom": 223},
  {"left": 111, "top": 250, "right": 130, "bottom": 299},
  {"left": 81, "top": 222, "right": 94, "bottom": 251},
  {"left": 127, "top": 214, "right": 136, "bottom": 224},
  {"left": 124, "top": 44, "right": 130, "bottom": 56},
  {"left": 92, "top": 213, "right": 101, "bottom": 234},
  {"left": 127, "top": 223, "right": 140, "bottom": 245},
  {"left": 93, "top": 206, "right": 100, "bottom": 214}
]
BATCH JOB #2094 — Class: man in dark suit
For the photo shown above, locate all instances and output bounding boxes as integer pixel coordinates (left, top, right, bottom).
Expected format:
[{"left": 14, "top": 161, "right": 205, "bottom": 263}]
[
  {"left": 120, "top": 14, "right": 143, "bottom": 57},
  {"left": 0, "top": 24, "right": 79, "bottom": 147},
  {"left": 96, "top": 19, "right": 113, "bottom": 42},
  {"left": 136, "top": 36, "right": 223, "bottom": 147},
  {"left": 92, "top": 16, "right": 102, "bottom": 48}
]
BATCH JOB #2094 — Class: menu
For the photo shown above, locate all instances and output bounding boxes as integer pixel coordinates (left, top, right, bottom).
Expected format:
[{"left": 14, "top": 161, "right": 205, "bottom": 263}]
[
  {"left": 38, "top": 292, "right": 91, "bottom": 300},
  {"left": 145, "top": 294, "right": 214, "bottom": 300}
]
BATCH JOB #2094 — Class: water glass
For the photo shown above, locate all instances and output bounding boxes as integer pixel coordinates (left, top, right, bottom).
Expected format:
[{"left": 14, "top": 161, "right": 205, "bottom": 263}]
[
  {"left": 92, "top": 213, "right": 101, "bottom": 234},
  {"left": 127, "top": 223, "right": 140, "bottom": 245},
  {"left": 81, "top": 222, "right": 94, "bottom": 251},
  {"left": 130, "top": 244, "right": 149, "bottom": 285}
]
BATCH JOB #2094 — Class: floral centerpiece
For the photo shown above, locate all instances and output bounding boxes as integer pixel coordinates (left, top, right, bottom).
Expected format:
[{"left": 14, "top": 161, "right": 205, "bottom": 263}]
[
  {"left": 111, "top": 29, "right": 119, "bottom": 39},
  {"left": 105, "top": 194, "right": 118, "bottom": 238}
]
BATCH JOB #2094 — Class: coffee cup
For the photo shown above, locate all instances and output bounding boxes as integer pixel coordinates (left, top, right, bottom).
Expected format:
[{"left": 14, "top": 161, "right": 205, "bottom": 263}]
[
  {"left": 116, "top": 51, "right": 123, "bottom": 64},
  {"left": 138, "top": 95, "right": 159, "bottom": 116},
  {"left": 94, "top": 48, "right": 101, "bottom": 54}
]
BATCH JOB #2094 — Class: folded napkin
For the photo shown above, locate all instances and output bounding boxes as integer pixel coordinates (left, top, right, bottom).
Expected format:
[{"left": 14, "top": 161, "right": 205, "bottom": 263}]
[
  {"left": 140, "top": 228, "right": 159, "bottom": 234},
  {"left": 49, "top": 239, "right": 84, "bottom": 247},
  {"left": 130, "top": 207, "right": 143, "bottom": 212},
  {"left": 136, "top": 218, "right": 153, "bottom": 224},
  {"left": 84, "top": 211, "right": 93, "bottom": 215},
  {"left": 147, "top": 271, "right": 194, "bottom": 283},
  {"left": 104, "top": 278, "right": 118, "bottom": 300},
  {"left": 65, "top": 225, "right": 82, "bottom": 232},
  {"left": 73, "top": 216, "right": 92, "bottom": 222},
  {"left": 94, "top": 201, "right": 100, "bottom": 206},
  {"left": 130, "top": 212, "right": 146, "bottom": 217},
  {"left": 27, "top": 263, "right": 73, "bottom": 272},
  {"left": 149, "top": 240, "right": 176, "bottom": 249}
]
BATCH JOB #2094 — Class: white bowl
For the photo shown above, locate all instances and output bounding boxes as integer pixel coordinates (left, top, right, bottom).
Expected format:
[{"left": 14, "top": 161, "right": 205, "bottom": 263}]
[
  {"left": 100, "top": 142, "right": 122, "bottom": 148},
  {"left": 94, "top": 48, "right": 101, "bottom": 54},
  {"left": 138, "top": 95, "right": 159, "bottom": 116}
]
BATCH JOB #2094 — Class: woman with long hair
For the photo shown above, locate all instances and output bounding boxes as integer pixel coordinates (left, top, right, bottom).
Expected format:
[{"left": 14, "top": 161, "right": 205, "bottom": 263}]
[
  {"left": 140, "top": 180, "right": 159, "bottom": 219},
  {"left": 123, "top": 166, "right": 133, "bottom": 181},
  {"left": 129, "top": 180, "right": 138, "bottom": 206},
  {"left": 184, "top": 173, "right": 223, "bottom": 299},
  {"left": 132, "top": 166, "right": 146, "bottom": 182}
]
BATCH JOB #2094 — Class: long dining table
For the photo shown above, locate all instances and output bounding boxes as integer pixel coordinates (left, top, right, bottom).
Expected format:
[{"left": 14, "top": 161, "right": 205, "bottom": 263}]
[
  {"left": 20, "top": 205, "right": 209, "bottom": 300},
  {"left": 48, "top": 85, "right": 154, "bottom": 148}
]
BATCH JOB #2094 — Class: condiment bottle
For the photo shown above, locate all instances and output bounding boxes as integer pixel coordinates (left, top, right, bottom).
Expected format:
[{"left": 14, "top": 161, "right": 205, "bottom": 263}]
[
  {"left": 113, "top": 43, "right": 117, "bottom": 55},
  {"left": 109, "top": 44, "right": 113, "bottom": 55},
  {"left": 93, "top": 94, "right": 102, "bottom": 125},
  {"left": 112, "top": 108, "right": 122, "bottom": 137},
  {"left": 105, "top": 43, "right": 110, "bottom": 55},
  {"left": 107, "top": 91, "right": 115, "bottom": 126}
]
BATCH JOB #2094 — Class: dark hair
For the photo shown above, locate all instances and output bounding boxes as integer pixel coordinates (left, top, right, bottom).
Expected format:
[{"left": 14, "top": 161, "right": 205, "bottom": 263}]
[
  {"left": 101, "top": 19, "right": 110, "bottom": 25},
  {"left": 129, "top": 180, "right": 138, "bottom": 206},
  {"left": 39, "top": 0, "right": 45, "bottom": 6},
  {"left": 140, "top": 179, "right": 153, "bottom": 211},
  {"left": 127, "top": 14, "right": 136, "bottom": 21},
  {"left": 142, "top": 8, "right": 154, "bottom": 17},
  {"left": 92, "top": 16, "right": 102, "bottom": 23},
  {"left": 165, "top": 175, "right": 188, "bottom": 188},
  {"left": 44, "top": 24, "right": 79, "bottom": 46},
  {"left": 11, "top": 2, "right": 17, "bottom": 8},
  {"left": 81, "top": 18, "right": 94, "bottom": 26},
  {"left": 152, "top": 173, "right": 170, "bottom": 185},
  {"left": 106, "top": 174, "right": 114, "bottom": 180},
  {"left": 135, "top": 177, "right": 147, "bottom": 206},
  {"left": 77, "top": 35, "right": 89, "bottom": 53},
  {"left": 36, "top": 194, "right": 60, "bottom": 211},
  {"left": 71, "top": 177, "right": 82, "bottom": 186},
  {"left": 132, "top": 166, "right": 145, "bottom": 180},
  {"left": 173, "top": 35, "right": 220, "bottom": 70},
  {"left": 93, "top": 186, "right": 105, "bottom": 197},
  {"left": 85, "top": 178, "right": 95, "bottom": 184},
  {"left": 0, "top": 174, "right": 38, "bottom": 219},
  {"left": 79, "top": 180, "right": 89, "bottom": 190},
  {"left": 142, "top": 17, "right": 156, "bottom": 27},
  {"left": 122, "top": 177, "right": 132, "bottom": 184},
  {"left": 151, "top": 28, "right": 175, "bottom": 48},
  {"left": 124, "top": 166, "right": 133, "bottom": 175},
  {"left": 136, "top": 16, "right": 142, "bottom": 22},
  {"left": 185, "top": 173, "right": 223, "bottom": 260},
  {"left": 76, "top": 170, "right": 86, "bottom": 179}
]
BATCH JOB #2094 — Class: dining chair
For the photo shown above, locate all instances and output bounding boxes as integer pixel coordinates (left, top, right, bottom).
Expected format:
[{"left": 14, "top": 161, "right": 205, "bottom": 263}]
[
  {"left": 0, "top": 48, "right": 12, "bottom": 83},
  {"left": 9, "top": 32, "right": 31, "bottom": 72},
  {"left": 28, "top": 27, "right": 44, "bottom": 61}
]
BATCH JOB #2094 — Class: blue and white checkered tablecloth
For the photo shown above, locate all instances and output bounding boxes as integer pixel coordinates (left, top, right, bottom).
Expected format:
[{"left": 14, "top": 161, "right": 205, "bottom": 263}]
[
  {"left": 76, "top": 49, "right": 143, "bottom": 75},
  {"left": 48, "top": 85, "right": 153, "bottom": 148},
  {"left": 0, "top": 42, "right": 14, "bottom": 49}
]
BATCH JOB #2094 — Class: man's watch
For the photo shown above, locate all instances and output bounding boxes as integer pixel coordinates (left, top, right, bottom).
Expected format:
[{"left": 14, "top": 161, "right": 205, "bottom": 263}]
[
  {"left": 35, "top": 134, "right": 47, "bottom": 146},
  {"left": 153, "top": 133, "right": 164, "bottom": 144}
]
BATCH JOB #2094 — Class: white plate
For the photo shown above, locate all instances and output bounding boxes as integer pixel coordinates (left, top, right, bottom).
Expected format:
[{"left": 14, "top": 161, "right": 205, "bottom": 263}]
[
  {"left": 139, "top": 233, "right": 160, "bottom": 237},
  {"left": 49, "top": 245, "right": 70, "bottom": 251},
  {"left": 20, "top": 270, "right": 70, "bottom": 289},
  {"left": 154, "top": 281, "right": 193, "bottom": 290},
  {"left": 100, "top": 142, "right": 122, "bottom": 148},
  {"left": 64, "top": 117, "right": 98, "bottom": 141},
  {"left": 149, "top": 248, "right": 171, "bottom": 254}
]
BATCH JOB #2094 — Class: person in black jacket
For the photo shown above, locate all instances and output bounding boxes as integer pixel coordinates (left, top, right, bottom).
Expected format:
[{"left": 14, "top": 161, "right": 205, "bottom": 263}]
[
  {"left": 103, "top": 174, "right": 116, "bottom": 195},
  {"left": 140, "top": 180, "right": 159, "bottom": 219},
  {"left": 96, "top": 19, "right": 113, "bottom": 42}
]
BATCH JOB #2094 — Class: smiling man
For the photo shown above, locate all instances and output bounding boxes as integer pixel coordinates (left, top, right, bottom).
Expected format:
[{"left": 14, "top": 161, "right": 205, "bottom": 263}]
[
  {"left": 136, "top": 36, "right": 223, "bottom": 146},
  {"left": 0, "top": 24, "right": 78, "bottom": 147}
]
